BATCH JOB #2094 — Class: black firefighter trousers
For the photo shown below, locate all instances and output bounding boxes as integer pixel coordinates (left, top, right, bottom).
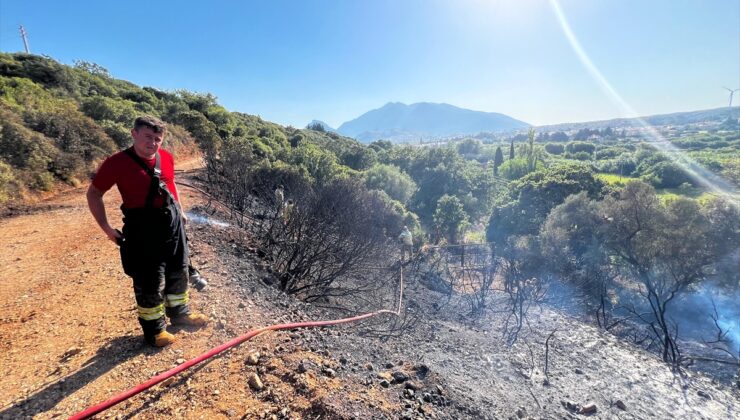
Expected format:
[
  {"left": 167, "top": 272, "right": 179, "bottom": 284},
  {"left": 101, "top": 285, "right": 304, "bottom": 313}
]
[{"left": 120, "top": 203, "right": 191, "bottom": 339}]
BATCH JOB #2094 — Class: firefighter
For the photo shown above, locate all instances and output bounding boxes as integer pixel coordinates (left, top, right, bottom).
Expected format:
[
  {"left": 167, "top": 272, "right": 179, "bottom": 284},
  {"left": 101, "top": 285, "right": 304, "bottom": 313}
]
[
  {"left": 398, "top": 225, "right": 413, "bottom": 262},
  {"left": 87, "top": 116, "right": 209, "bottom": 347}
]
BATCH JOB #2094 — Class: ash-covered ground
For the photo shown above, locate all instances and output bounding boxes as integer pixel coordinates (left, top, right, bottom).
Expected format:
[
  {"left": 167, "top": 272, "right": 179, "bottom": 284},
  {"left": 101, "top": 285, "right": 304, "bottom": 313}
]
[{"left": 187, "top": 204, "right": 740, "bottom": 420}]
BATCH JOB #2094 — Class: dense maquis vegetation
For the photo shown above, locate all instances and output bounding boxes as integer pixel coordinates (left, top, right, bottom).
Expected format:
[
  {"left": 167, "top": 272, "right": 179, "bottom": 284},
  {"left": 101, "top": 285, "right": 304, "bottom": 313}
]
[{"left": 1, "top": 53, "right": 738, "bottom": 367}]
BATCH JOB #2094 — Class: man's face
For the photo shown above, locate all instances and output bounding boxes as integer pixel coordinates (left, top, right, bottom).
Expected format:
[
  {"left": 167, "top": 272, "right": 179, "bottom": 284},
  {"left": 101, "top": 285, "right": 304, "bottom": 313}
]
[{"left": 131, "top": 126, "right": 165, "bottom": 158}]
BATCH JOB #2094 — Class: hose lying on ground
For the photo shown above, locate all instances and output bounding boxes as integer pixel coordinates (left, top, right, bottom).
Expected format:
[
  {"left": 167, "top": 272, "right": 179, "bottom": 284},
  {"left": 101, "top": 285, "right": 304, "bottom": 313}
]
[{"left": 68, "top": 267, "right": 404, "bottom": 420}]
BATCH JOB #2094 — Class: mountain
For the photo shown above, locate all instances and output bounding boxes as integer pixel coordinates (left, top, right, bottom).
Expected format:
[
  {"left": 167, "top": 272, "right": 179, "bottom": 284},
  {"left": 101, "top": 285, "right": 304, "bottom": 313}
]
[
  {"left": 305, "top": 120, "right": 336, "bottom": 133},
  {"left": 336, "top": 102, "right": 529, "bottom": 143}
]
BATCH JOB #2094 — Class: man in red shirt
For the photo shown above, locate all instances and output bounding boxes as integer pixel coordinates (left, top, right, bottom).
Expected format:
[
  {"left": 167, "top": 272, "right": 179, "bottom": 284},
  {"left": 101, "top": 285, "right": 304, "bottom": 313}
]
[{"left": 87, "top": 116, "right": 208, "bottom": 347}]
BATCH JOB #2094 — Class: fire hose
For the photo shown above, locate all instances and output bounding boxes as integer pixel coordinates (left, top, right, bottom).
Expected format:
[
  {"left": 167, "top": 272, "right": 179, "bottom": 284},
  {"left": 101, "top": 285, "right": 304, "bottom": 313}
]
[{"left": 68, "top": 267, "right": 404, "bottom": 420}]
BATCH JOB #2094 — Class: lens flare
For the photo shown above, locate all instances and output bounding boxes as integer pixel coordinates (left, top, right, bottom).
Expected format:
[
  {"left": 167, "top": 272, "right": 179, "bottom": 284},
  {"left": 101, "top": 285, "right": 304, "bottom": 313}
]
[{"left": 549, "top": 0, "right": 738, "bottom": 204}]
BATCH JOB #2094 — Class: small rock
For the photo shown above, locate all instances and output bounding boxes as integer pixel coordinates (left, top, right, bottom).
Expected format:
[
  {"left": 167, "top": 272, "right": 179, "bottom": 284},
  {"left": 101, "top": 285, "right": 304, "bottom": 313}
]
[
  {"left": 392, "top": 371, "right": 409, "bottom": 383},
  {"left": 212, "top": 389, "right": 220, "bottom": 395},
  {"left": 339, "top": 356, "right": 348, "bottom": 365},
  {"left": 176, "top": 358, "right": 186, "bottom": 365},
  {"left": 516, "top": 406, "right": 527, "bottom": 418},
  {"left": 246, "top": 352, "right": 260, "bottom": 365},
  {"left": 379, "top": 379, "right": 390, "bottom": 388},
  {"left": 322, "top": 368, "right": 336, "bottom": 378},
  {"left": 403, "top": 388, "right": 415, "bottom": 398},
  {"left": 405, "top": 381, "right": 420, "bottom": 391},
  {"left": 376, "top": 372, "right": 392, "bottom": 381},
  {"left": 412, "top": 364, "right": 430, "bottom": 378},
  {"left": 385, "top": 362, "right": 394, "bottom": 369},
  {"left": 697, "top": 390, "right": 712, "bottom": 400},
  {"left": 238, "top": 302, "right": 246, "bottom": 309},
  {"left": 614, "top": 400, "right": 627, "bottom": 411},
  {"left": 423, "top": 392, "right": 433, "bottom": 402},
  {"left": 365, "top": 363, "right": 374, "bottom": 371},
  {"left": 297, "top": 362, "right": 308, "bottom": 373},
  {"left": 574, "top": 368, "right": 584, "bottom": 374},
  {"left": 436, "top": 384, "right": 444, "bottom": 395},
  {"left": 61, "top": 347, "right": 82, "bottom": 360},
  {"left": 579, "top": 402, "right": 597, "bottom": 415},
  {"left": 248, "top": 373, "right": 264, "bottom": 391},
  {"left": 162, "top": 377, "right": 175, "bottom": 387}
]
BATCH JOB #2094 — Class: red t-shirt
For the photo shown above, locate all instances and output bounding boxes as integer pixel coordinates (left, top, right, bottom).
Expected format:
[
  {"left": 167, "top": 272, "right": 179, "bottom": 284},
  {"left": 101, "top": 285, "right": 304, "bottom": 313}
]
[{"left": 92, "top": 148, "right": 180, "bottom": 209}]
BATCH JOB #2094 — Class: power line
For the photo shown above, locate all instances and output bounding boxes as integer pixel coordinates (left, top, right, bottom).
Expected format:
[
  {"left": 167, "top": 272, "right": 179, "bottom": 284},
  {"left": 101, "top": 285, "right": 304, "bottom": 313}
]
[{"left": 19, "top": 25, "right": 29, "bottom": 53}]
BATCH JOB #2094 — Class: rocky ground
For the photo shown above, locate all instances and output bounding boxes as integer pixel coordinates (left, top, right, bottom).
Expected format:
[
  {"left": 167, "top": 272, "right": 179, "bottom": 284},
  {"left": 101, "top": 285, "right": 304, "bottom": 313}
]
[{"left": 0, "top": 163, "right": 738, "bottom": 419}]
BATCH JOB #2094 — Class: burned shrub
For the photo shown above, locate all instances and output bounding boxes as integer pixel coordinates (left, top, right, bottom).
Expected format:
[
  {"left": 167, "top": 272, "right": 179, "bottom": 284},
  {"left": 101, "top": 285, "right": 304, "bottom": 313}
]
[{"left": 262, "top": 178, "right": 403, "bottom": 300}]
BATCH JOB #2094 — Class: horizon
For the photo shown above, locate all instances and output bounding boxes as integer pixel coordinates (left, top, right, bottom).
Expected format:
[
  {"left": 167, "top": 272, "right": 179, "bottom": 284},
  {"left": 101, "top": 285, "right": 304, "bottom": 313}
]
[{"left": 0, "top": 0, "right": 738, "bottom": 128}]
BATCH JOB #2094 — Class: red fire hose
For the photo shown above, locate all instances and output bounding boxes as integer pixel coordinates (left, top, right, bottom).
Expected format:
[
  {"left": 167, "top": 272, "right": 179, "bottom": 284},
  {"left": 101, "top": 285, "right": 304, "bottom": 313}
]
[{"left": 68, "top": 268, "right": 404, "bottom": 420}]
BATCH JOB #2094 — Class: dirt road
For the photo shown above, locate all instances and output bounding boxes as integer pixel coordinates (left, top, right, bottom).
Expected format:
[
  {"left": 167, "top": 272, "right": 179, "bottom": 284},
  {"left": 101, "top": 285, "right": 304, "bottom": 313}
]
[{"left": 0, "top": 162, "right": 283, "bottom": 419}]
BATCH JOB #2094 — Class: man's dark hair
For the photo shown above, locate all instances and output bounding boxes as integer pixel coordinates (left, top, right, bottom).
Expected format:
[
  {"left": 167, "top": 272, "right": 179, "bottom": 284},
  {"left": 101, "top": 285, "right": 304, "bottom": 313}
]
[{"left": 133, "top": 115, "right": 167, "bottom": 133}]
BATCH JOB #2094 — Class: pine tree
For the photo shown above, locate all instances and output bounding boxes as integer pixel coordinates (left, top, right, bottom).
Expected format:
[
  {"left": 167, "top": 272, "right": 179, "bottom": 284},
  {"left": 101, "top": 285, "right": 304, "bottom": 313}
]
[
  {"left": 493, "top": 146, "right": 504, "bottom": 176},
  {"left": 509, "top": 140, "right": 515, "bottom": 160}
]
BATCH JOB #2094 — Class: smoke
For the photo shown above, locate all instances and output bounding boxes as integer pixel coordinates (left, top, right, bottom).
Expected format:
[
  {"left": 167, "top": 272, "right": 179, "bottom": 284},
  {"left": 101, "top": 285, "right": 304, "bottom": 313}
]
[
  {"left": 669, "top": 283, "right": 740, "bottom": 349},
  {"left": 185, "top": 211, "right": 231, "bottom": 227}
]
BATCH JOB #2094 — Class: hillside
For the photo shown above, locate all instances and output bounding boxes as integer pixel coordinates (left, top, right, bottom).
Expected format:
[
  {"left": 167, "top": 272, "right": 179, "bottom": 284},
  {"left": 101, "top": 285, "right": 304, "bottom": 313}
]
[
  {"left": 336, "top": 102, "right": 529, "bottom": 142},
  {"left": 0, "top": 53, "right": 362, "bottom": 207},
  {"left": 536, "top": 106, "right": 740, "bottom": 132},
  {"left": 1, "top": 53, "right": 738, "bottom": 419}
]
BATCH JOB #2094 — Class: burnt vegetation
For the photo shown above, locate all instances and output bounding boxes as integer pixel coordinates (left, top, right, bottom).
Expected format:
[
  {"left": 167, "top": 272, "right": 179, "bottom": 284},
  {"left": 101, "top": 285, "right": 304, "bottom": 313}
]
[{"left": 2, "top": 53, "right": 739, "bottom": 386}]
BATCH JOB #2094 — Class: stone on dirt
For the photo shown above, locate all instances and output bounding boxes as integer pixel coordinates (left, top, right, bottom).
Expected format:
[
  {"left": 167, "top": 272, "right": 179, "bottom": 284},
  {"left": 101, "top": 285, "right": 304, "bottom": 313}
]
[
  {"left": 246, "top": 352, "right": 260, "bottom": 365},
  {"left": 579, "top": 402, "right": 597, "bottom": 414},
  {"left": 614, "top": 399, "right": 627, "bottom": 411},
  {"left": 392, "top": 371, "right": 409, "bottom": 383},
  {"left": 248, "top": 373, "right": 264, "bottom": 391}
]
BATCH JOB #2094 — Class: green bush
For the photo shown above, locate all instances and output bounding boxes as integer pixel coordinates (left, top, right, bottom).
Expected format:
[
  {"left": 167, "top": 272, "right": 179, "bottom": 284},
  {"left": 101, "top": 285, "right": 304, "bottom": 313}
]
[
  {"left": 500, "top": 157, "right": 533, "bottom": 180},
  {"left": 0, "top": 159, "right": 16, "bottom": 203},
  {"left": 642, "top": 161, "right": 694, "bottom": 188},
  {"left": 565, "top": 141, "right": 595, "bottom": 155},
  {"left": 544, "top": 143, "right": 564, "bottom": 155},
  {"left": 362, "top": 164, "right": 417, "bottom": 204},
  {"left": 81, "top": 95, "right": 138, "bottom": 123}
]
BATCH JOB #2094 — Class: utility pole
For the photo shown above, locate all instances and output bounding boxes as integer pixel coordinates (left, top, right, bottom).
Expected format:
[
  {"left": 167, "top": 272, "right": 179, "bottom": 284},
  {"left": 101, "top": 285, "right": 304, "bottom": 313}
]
[{"left": 19, "top": 26, "right": 30, "bottom": 53}]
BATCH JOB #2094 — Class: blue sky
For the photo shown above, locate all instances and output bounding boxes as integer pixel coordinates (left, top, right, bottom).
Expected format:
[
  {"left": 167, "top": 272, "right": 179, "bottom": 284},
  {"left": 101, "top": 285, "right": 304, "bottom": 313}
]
[{"left": 0, "top": 0, "right": 738, "bottom": 128}]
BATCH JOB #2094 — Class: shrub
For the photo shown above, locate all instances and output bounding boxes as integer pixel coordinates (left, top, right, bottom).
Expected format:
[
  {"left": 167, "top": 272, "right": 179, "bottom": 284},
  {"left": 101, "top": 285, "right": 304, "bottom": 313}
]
[
  {"left": 643, "top": 161, "right": 694, "bottom": 188},
  {"left": 362, "top": 164, "right": 417, "bottom": 204},
  {"left": 544, "top": 143, "right": 564, "bottom": 155},
  {"left": 0, "top": 159, "right": 16, "bottom": 203},
  {"left": 565, "top": 141, "right": 595, "bottom": 155}
]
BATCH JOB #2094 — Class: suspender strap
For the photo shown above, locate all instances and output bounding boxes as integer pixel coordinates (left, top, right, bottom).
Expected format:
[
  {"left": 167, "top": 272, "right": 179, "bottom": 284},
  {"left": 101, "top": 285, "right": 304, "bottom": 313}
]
[{"left": 124, "top": 147, "right": 168, "bottom": 208}]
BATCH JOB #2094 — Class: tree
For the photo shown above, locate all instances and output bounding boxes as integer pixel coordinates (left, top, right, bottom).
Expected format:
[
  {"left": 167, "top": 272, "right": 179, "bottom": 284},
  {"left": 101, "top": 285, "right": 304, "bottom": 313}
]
[
  {"left": 433, "top": 195, "right": 469, "bottom": 244},
  {"left": 565, "top": 141, "right": 595, "bottom": 155},
  {"left": 509, "top": 140, "right": 515, "bottom": 160},
  {"left": 597, "top": 182, "right": 734, "bottom": 366},
  {"left": 499, "top": 158, "right": 532, "bottom": 180},
  {"left": 493, "top": 146, "right": 504, "bottom": 176},
  {"left": 362, "top": 164, "right": 417, "bottom": 205},
  {"left": 541, "top": 192, "right": 615, "bottom": 327},
  {"left": 487, "top": 163, "right": 604, "bottom": 244},
  {"left": 306, "top": 121, "right": 326, "bottom": 132},
  {"left": 525, "top": 128, "right": 538, "bottom": 172},
  {"left": 457, "top": 138, "right": 482, "bottom": 156},
  {"left": 544, "top": 143, "right": 564, "bottom": 155},
  {"left": 641, "top": 161, "right": 694, "bottom": 188}
]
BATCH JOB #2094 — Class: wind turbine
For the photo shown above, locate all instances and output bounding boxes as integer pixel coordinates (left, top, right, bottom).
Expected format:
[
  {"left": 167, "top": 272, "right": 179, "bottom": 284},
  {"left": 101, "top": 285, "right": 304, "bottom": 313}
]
[{"left": 723, "top": 87, "right": 739, "bottom": 108}]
